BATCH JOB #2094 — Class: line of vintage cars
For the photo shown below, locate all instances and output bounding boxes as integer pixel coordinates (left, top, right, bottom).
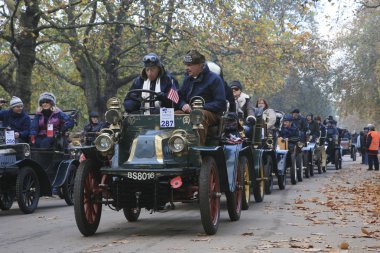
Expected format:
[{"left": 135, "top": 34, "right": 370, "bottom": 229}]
[{"left": 0, "top": 95, "right": 349, "bottom": 237}]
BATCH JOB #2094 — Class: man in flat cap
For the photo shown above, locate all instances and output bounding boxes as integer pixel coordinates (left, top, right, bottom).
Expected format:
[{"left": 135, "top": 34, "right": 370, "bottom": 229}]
[{"left": 177, "top": 49, "right": 226, "bottom": 145}]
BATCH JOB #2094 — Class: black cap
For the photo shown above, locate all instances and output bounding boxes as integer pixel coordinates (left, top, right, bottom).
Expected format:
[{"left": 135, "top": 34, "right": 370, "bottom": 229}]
[
  {"left": 291, "top": 109, "right": 300, "bottom": 114},
  {"left": 229, "top": 80, "right": 243, "bottom": 91}
]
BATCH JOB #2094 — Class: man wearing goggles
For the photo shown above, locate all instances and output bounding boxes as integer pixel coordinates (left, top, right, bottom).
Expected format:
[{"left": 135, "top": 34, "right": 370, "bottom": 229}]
[{"left": 123, "top": 53, "right": 179, "bottom": 115}]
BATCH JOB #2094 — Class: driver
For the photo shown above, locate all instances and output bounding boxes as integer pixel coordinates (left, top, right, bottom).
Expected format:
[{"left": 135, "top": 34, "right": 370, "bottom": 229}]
[
  {"left": 279, "top": 114, "right": 300, "bottom": 150},
  {"left": 176, "top": 49, "right": 226, "bottom": 145},
  {"left": 123, "top": 53, "right": 179, "bottom": 115}
]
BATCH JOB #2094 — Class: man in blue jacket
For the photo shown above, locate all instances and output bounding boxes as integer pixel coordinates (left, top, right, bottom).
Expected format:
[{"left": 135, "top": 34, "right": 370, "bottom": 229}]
[
  {"left": 177, "top": 50, "right": 226, "bottom": 145},
  {"left": 0, "top": 96, "right": 31, "bottom": 143}
]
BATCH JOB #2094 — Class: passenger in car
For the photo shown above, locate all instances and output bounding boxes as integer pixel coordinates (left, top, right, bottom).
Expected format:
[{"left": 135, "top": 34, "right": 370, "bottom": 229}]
[
  {"left": 30, "top": 92, "right": 74, "bottom": 148},
  {"left": 83, "top": 111, "right": 109, "bottom": 145},
  {"left": 0, "top": 96, "right": 30, "bottom": 143},
  {"left": 176, "top": 49, "right": 226, "bottom": 145},
  {"left": 279, "top": 114, "right": 300, "bottom": 150},
  {"left": 123, "top": 53, "right": 179, "bottom": 115}
]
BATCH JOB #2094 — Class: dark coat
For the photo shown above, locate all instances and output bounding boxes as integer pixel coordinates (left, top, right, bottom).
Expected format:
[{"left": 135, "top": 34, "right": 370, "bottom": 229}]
[
  {"left": 124, "top": 68, "right": 179, "bottom": 113},
  {"left": 307, "top": 120, "right": 320, "bottom": 141},
  {"left": 178, "top": 64, "right": 226, "bottom": 113},
  {"left": 280, "top": 124, "right": 300, "bottom": 143},
  {"left": 0, "top": 109, "right": 31, "bottom": 142}
]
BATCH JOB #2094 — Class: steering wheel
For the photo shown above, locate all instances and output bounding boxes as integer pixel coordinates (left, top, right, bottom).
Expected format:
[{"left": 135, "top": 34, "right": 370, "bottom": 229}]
[{"left": 126, "top": 89, "right": 160, "bottom": 103}]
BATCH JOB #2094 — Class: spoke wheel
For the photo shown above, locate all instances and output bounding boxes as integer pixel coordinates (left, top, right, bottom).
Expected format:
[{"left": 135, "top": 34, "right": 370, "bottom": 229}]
[
  {"left": 16, "top": 167, "right": 40, "bottom": 214},
  {"left": 123, "top": 208, "right": 141, "bottom": 222},
  {"left": 296, "top": 153, "right": 303, "bottom": 182},
  {"left": 253, "top": 160, "right": 265, "bottom": 203},
  {"left": 290, "top": 154, "right": 297, "bottom": 185},
  {"left": 264, "top": 156, "right": 274, "bottom": 194},
  {"left": 0, "top": 192, "right": 15, "bottom": 211},
  {"left": 199, "top": 156, "right": 220, "bottom": 235},
  {"left": 241, "top": 156, "right": 251, "bottom": 210},
  {"left": 226, "top": 156, "right": 243, "bottom": 221},
  {"left": 74, "top": 159, "right": 102, "bottom": 236},
  {"left": 62, "top": 164, "right": 76, "bottom": 206}
]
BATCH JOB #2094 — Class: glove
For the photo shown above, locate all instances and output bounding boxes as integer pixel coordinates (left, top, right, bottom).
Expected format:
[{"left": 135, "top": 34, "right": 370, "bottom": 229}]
[
  {"left": 246, "top": 116, "right": 256, "bottom": 125},
  {"left": 156, "top": 92, "right": 166, "bottom": 100}
]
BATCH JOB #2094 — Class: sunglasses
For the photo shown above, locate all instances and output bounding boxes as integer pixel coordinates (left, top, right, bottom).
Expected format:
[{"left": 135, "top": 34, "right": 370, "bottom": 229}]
[{"left": 143, "top": 55, "right": 159, "bottom": 63}]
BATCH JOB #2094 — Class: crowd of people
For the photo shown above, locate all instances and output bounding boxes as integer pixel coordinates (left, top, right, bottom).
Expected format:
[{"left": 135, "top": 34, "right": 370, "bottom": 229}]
[{"left": 0, "top": 49, "right": 378, "bottom": 170}]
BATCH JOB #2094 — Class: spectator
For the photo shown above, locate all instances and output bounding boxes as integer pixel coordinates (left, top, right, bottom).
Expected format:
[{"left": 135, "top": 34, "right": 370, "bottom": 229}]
[{"left": 366, "top": 124, "right": 379, "bottom": 171}]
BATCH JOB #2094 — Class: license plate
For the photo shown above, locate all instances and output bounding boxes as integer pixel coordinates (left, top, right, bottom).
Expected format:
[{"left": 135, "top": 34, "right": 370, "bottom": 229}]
[{"left": 126, "top": 172, "right": 155, "bottom": 181}]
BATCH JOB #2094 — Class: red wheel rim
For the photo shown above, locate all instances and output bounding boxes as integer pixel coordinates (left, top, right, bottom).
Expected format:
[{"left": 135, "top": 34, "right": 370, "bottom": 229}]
[
  {"left": 209, "top": 166, "right": 220, "bottom": 225},
  {"left": 83, "top": 171, "right": 101, "bottom": 224}
]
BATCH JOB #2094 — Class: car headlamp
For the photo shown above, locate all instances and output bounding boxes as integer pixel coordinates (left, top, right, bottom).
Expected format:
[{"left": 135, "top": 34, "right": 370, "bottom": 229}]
[
  {"left": 168, "top": 134, "right": 187, "bottom": 153},
  {"left": 95, "top": 133, "right": 114, "bottom": 152},
  {"left": 105, "top": 109, "right": 121, "bottom": 125}
]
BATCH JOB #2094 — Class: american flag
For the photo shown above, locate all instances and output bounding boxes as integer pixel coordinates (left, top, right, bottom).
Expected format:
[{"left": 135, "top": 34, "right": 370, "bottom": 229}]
[{"left": 167, "top": 88, "right": 179, "bottom": 104}]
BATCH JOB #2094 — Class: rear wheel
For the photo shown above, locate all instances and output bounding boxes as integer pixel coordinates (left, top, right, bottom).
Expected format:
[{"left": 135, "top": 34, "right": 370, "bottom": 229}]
[
  {"left": 241, "top": 156, "right": 251, "bottom": 210},
  {"left": 123, "top": 208, "right": 141, "bottom": 222},
  {"left": 226, "top": 158, "right": 243, "bottom": 221},
  {"left": 199, "top": 156, "right": 220, "bottom": 235},
  {"left": 296, "top": 153, "right": 303, "bottom": 182},
  {"left": 290, "top": 154, "right": 297, "bottom": 185},
  {"left": 62, "top": 164, "right": 76, "bottom": 206},
  {"left": 264, "top": 156, "right": 274, "bottom": 194},
  {"left": 334, "top": 150, "right": 340, "bottom": 170},
  {"left": 303, "top": 153, "right": 309, "bottom": 178},
  {"left": 0, "top": 192, "right": 15, "bottom": 211},
  {"left": 74, "top": 159, "right": 102, "bottom": 236},
  {"left": 309, "top": 152, "right": 314, "bottom": 177},
  {"left": 16, "top": 167, "right": 40, "bottom": 214}
]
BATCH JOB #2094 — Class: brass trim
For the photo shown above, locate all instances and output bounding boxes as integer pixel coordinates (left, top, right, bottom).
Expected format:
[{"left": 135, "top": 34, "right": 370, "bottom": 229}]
[
  {"left": 128, "top": 138, "right": 138, "bottom": 162},
  {"left": 155, "top": 135, "right": 163, "bottom": 163}
]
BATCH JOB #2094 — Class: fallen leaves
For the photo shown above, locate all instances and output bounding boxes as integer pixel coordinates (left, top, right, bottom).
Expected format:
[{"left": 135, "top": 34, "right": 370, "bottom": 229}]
[{"left": 339, "top": 242, "right": 349, "bottom": 249}]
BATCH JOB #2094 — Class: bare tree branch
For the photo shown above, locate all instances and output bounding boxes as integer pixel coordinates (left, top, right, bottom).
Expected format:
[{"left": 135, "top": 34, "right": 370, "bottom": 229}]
[
  {"left": 44, "top": 0, "right": 82, "bottom": 14},
  {"left": 10, "top": 0, "right": 21, "bottom": 58}
]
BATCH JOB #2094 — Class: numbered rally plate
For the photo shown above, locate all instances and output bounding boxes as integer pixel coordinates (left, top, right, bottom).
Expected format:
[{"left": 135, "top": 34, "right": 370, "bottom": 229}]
[
  {"left": 160, "top": 108, "right": 175, "bottom": 128},
  {"left": 126, "top": 171, "right": 155, "bottom": 181}
]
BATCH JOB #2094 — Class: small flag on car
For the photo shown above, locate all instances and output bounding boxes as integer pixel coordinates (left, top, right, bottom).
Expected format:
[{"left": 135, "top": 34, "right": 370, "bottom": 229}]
[{"left": 167, "top": 88, "right": 179, "bottom": 104}]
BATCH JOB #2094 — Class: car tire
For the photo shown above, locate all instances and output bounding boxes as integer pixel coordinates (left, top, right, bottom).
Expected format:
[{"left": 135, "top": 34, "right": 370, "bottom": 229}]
[
  {"left": 241, "top": 156, "right": 251, "bottom": 210},
  {"left": 123, "top": 208, "right": 141, "bottom": 222},
  {"left": 277, "top": 173, "right": 286, "bottom": 190},
  {"left": 199, "top": 156, "right": 220, "bottom": 235},
  {"left": 74, "top": 159, "right": 102, "bottom": 236},
  {"left": 334, "top": 150, "right": 340, "bottom": 170},
  {"left": 62, "top": 164, "right": 76, "bottom": 206},
  {"left": 264, "top": 156, "right": 274, "bottom": 195},
  {"left": 226, "top": 157, "right": 243, "bottom": 221},
  {"left": 0, "top": 192, "right": 15, "bottom": 211},
  {"left": 296, "top": 153, "right": 303, "bottom": 182},
  {"left": 16, "top": 167, "right": 40, "bottom": 214},
  {"left": 290, "top": 154, "right": 297, "bottom": 185}
]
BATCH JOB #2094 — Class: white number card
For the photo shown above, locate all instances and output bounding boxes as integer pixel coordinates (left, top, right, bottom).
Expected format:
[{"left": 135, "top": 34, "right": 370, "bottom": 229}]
[
  {"left": 160, "top": 108, "right": 175, "bottom": 128},
  {"left": 5, "top": 130, "right": 15, "bottom": 144}
]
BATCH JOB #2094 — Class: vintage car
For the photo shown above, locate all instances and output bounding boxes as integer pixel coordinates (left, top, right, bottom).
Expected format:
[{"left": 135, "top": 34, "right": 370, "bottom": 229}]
[
  {"left": 340, "top": 137, "right": 357, "bottom": 161},
  {"left": 0, "top": 110, "right": 79, "bottom": 214},
  {"left": 74, "top": 94, "right": 259, "bottom": 236},
  {"left": 325, "top": 127, "right": 342, "bottom": 170}
]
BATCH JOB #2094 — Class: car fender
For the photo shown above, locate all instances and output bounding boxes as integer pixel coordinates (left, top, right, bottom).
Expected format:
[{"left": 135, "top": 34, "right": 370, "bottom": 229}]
[
  {"left": 51, "top": 159, "right": 79, "bottom": 188},
  {"left": 275, "top": 150, "right": 288, "bottom": 176},
  {"left": 13, "top": 159, "right": 51, "bottom": 196},
  {"left": 190, "top": 146, "right": 229, "bottom": 192}
]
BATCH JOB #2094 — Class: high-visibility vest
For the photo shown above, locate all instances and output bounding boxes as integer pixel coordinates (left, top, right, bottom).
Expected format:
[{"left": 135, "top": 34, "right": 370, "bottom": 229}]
[{"left": 368, "top": 131, "right": 380, "bottom": 151}]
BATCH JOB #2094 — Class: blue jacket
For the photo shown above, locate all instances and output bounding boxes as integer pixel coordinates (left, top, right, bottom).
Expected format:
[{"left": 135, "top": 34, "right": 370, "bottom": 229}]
[
  {"left": 0, "top": 109, "right": 31, "bottom": 142},
  {"left": 124, "top": 70, "right": 179, "bottom": 113},
  {"left": 178, "top": 65, "right": 226, "bottom": 113},
  {"left": 280, "top": 124, "right": 300, "bottom": 143}
]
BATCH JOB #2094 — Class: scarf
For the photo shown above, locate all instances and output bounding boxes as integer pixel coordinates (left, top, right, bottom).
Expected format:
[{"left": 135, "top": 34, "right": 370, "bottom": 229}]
[{"left": 142, "top": 78, "right": 161, "bottom": 115}]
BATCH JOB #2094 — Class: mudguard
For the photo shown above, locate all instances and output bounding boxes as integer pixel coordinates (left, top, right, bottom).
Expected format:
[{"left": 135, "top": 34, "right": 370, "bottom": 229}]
[
  {"left": 252, "top": 149, "right": 265, "bottom": 181},
  {"left": 223, "top": 143, "right": 242, "bottom": 192},
  {"left": 51, "top": 159, "right": 79, "bottom": 188},
  {"left": 191, "top": 146, "right": 229, "bottom": 192},
  {"left": 275, "top": 150, "right": 288, "bottom": 176}
]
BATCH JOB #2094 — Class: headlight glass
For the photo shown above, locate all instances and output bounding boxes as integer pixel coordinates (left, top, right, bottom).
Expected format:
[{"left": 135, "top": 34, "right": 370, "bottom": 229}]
[
  {"left": 168, "top": 135, "right": 187, "bottom": 153},
  {"left": 95, "top": 134, "right": 114, "bottom": 152}
]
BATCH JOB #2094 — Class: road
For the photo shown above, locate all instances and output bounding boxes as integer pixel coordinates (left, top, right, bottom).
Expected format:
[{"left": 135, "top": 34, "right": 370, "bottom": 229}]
[{"left": 1, "top": 156, "right": 379, "bottom": 253}]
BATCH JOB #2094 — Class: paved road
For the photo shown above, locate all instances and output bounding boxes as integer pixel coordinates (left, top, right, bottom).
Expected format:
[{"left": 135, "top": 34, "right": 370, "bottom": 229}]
[{"left": 1, "top": 156, "right": 379, "bottom": 253}]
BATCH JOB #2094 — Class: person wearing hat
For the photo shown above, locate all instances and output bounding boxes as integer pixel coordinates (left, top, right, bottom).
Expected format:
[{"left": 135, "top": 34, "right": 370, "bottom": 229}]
[
  {"left": 230, "top": 80, "right": 252, "bottom": 120},
  {"left": 362, "top": 126, "right": 369, "bottom": 165},
  {"left": 83, "top": 111, "right": 109, "bottom": 145},
  {"left": 123, "top": 53, "right": 179, "bottom": 115},
  {"left": 177, "top": 49, "right": 226, "bottom": 145},
  {"left": 279, "top": 114, "right": 300, "bottom": 149},
  {"left": 30, "top": 92, "right": 74, "bottom": 148},
  {"left": 0, "top": 96, "right": 31, "bottom": 143},
  {"left": 291, "top": 109, "right": 308, "bottom": 142},
  {"left": 315, "top": 116, "right": 327, "bottom": 172},
  {"left": 366, "top": 124, "right": 379, "bottom": 171}
]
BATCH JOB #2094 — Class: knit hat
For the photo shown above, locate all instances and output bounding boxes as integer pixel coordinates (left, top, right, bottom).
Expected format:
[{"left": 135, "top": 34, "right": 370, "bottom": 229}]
[
  {"left": 183, "top": 49, "right": 206, "bottom": 65},
  {"left": 9, "top": 96, "right": 23, "bottom": 108},
  {"left": 38, "top": 92, "right": 56, "bottom": 106},
  {"left": 230, "top": 80, "right": 243, "bottom": 91}
]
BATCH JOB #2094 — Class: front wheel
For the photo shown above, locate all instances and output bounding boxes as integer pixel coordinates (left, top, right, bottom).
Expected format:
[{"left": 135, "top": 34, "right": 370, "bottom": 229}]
[
  {"left": 226, "top": 157, "right": 243, "bottom": 221},
  {"left": 264, "top": 156, "right": 274, "bottom": 195},
  {"left": 0, "top": 192, "right": 15, "bottom": 211},
  {"left": 16, "top": 167, "right": 40, "bottom": 214},
  {"left": 74, "top": 159, "right": 102, "bottom": 236},
  {"left": 123, "top": 208, "right": 141, "bottom": 222},
  {"left": 296, "top": 153, "right": 303, "bottom": 182},
  {"left": 290, "top": 154, "right": 297, "bottom": 185},
  {"left": 241, "top": 156, "right": 251, "bottom": 210},
  {"left": 62, "top": 164, "right": 76, "bottom": 206},
  {"left": 303, "top": 153, "right": 309, "bottom": 178},
  {"left": 199, "top": 156, "right": 220, "bottom": 235},
  {"left": 334, "top": 150, "right": 340, "bottom": 170}
]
